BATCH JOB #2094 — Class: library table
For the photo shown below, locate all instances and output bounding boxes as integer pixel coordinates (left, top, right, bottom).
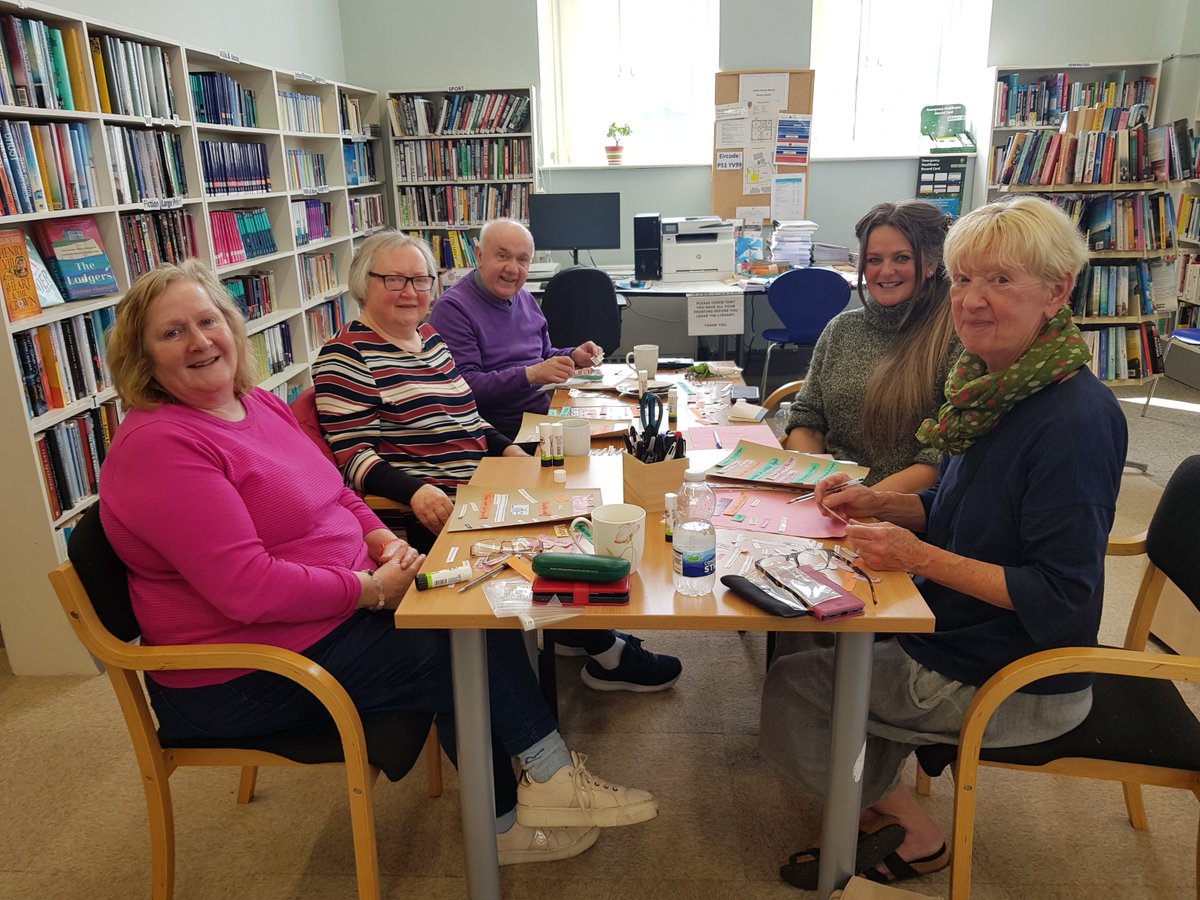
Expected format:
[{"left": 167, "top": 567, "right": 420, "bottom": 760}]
[{"left": 394, "top": 455, "right": 933, "bottom": 899}]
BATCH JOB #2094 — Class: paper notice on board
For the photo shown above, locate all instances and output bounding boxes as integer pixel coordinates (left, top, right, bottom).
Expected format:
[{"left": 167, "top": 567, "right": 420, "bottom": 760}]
[
  {"left": 743, "top": 150, "right": 773, "bottom": 194},
  {"left": 716, "top": 116, "right": 749, "bottom": 149},
  {"left": 716, "top": 101, "right": 749, "bottom": 120},
  {"left": 771, "top": 174, "right": 807, "bottom": 221},
  {"left": 736, "top": 206, "right": 771, "bottom": 223},
  {"left": 687, "top": 293, "right": 745, "bottom": 336},
  {"left": 738, "top": 73, "right": 789, "bottom": 111},
  {"left": 775, "top": 113, "right": 811, "bottom": 166},
  {"left": 716, "top": 150, "right": 743, "bottom": 170}
]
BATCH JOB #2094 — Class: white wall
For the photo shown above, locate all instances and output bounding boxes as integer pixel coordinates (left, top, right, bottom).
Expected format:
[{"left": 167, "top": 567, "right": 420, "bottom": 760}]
[{"left": 50, "top": 0, "right": 347, "bottom": 79}]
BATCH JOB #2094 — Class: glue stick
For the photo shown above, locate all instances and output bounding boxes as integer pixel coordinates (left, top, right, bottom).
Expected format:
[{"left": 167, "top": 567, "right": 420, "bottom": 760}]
[
  {"left": 415, "top": 561, "right": 473, "bottom": 591},
  {"left": 551, "top": 422, "right": 564, "bottom": 466},
  {"left": 539, "top": 424, "right": 553, "bottom": 467}
]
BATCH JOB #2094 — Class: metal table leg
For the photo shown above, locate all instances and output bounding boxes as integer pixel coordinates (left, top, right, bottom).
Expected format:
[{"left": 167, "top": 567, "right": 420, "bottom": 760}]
[
  {"left": 451, "top": 629, "right": 500, "bottom": 899},
  {"left": 817, "top": 632, "right": 875, "bottom": 898}
]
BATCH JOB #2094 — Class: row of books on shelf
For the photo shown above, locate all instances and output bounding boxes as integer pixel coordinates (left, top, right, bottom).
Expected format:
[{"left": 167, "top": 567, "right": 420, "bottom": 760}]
[
  {"left": 343, "top": 142, "right": 376, "bottom": 185},
  {"left": 250, "top": 321, "right": 294, "bottom": 379},
  {"left": 0, "top": 118, "right": 99, "bottom": 216},
  {"left": 388, "top": 92, "right": 530, "bottom": 138},
  {"left": 278, "top": 90, "right": 324, "bottom": 133},
  {"left": 992, "top": 71, "right": 1156, "bottom": 129},
  {"left": 284, "top": 147, "right": 328, "bottom": 191},
  {"left": 1176, "top": 252, "right": 1200, "bottom": 306},
  {"left": 0, "top": 14, "right": 90, "bottom": 111},
  {"left": 338, "top": 95, "right": 376, "bottom": 137},
  {"left": 120, "top": 208, "right": 197, "bottom": 280},
  {"left": 391, "top": 136, "right": 532, "bottom": 183},
  {"left": 189, "top": 70, "right": 258, "bottom": 128},
  {"left": 105, "top": 124, "right": 188, "bottom": 204},
  {"left": 1175, "top": 195, "right": 1200, "bottom": 246},
  {"left": 395, "top": 183, "right": 529, "bottom": 228},
  {"left": 90, "top": 32, "right": 178, "bottom": 121},
  {"left": 298, "top": 250, "right": 337, "bottom": 302},
  {"left": 305, "top": 294, "right": 352, "bottom": 349},
  {"left": 199, "top": 139, "right": 271, "bottom": 195},
  {"left": 406, "top": 228, "right": 477, "bottom": 270},
  {"left": 991, "top": 116, "right": 1195, "bottom": 187},
  {"left": 38, "top": 401, "right": 121, "bottom": 521},
  {"left": 223, "top": 269, "right": 276, "bottom": 322},
  {"left": 1071, "top": 261, "right": 1158, "bottom": 317},
  {"left": 209, "top": 207, "right": 278, "bottom": 267},
  {"left": 1082, "top": 323, "right": 1164, "bottom": 383},
  {"left": 1045, "top": 191, "right": 1177, "bottom": 253},
  {"left": 348, "top": 193, "right": 385, "bottom": 234},
  {"left": 14, "top": 306, "right": 115, "bottom": 418},
  {"left": 1, "top": 216, "right": 118, "bottom": 322},
  {"left": 291, "top": 198, "right": 331, "bottom": 246}
]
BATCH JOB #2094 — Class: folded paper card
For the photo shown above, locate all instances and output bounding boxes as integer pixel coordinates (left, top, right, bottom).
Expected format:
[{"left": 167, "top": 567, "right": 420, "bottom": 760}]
[{"left": 704, "top": 441, "right": 869, "bottom": 488}]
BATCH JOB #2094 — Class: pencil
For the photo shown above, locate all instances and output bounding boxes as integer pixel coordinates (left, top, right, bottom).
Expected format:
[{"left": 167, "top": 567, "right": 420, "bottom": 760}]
[{"left": 786, "top": 475, "right": 866, "bottom": 504}]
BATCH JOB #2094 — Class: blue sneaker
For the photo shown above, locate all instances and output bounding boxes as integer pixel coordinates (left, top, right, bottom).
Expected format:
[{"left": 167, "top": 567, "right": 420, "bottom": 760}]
[{"left": 580, "top": 634, "right": 682, "bottom": 692}]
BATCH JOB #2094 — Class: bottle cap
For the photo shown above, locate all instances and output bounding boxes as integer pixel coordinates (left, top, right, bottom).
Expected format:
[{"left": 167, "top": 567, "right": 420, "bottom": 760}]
[
  {"left": 553, "top": 468, "right": 567, "bottom": 483},
  {"left": 684, "top": 469, "right": 706, "bottom": 482},
  {"left": 664, "top": 492, "right": 676, "bottom": 509}
]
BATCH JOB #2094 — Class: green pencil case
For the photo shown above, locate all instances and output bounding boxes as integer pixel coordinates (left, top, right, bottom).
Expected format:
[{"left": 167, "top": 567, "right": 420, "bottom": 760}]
[{"left": 531, "top": 552, "right": 630, "bottom": 582}]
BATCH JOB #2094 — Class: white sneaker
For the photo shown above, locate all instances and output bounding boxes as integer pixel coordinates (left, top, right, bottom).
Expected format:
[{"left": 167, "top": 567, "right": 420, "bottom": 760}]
[
  {"left": 517, "top": 751, "right": 658, "bottom": 828},
  {"left": 496, "top": 822, "right": 599, "bottom": 865}
]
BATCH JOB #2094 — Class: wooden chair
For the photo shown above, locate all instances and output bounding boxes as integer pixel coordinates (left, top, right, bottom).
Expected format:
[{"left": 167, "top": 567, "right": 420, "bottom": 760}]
[
  {"left": 913, "top": 454, "right": 1200, "bottom": 899},
  {"left": 51, "top": 503, "right": 441, "bottom": 900},
  {"left": 764, "top": 378, "right": 804, "bottom": 412}
]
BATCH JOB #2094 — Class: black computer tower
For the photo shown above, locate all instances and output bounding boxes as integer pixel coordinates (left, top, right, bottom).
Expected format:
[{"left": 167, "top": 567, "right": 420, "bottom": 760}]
[{"left": 633, "top": 213, "right": 661, "bottom": 281}]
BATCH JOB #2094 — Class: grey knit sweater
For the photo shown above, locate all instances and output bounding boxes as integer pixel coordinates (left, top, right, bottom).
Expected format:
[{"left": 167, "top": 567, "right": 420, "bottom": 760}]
[{"left": 785, "top": 295, "right": 960, "bottom": 484}]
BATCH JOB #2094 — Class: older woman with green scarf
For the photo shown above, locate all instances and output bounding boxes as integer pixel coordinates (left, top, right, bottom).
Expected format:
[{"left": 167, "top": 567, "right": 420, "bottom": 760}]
[{"left": 759, "top": 195, "right": 1128, "bottom": 891}]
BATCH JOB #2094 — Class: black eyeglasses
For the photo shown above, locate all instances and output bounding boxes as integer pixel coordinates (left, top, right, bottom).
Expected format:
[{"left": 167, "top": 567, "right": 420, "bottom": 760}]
[{"left": 368, "top": 272, "right": 435, "bottom": 292}]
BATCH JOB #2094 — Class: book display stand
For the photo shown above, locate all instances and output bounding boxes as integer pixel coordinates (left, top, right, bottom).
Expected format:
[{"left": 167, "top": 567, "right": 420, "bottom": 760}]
[{"left": 0, "top": 0, "right": 386, "bottom": 674}]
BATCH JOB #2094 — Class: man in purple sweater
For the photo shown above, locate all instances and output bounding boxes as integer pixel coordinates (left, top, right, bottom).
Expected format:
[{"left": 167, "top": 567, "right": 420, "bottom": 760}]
[
  {"left": 431, "top": 219, "right": 682, "bottom": 694},
  {"left": 430, "top": 219, "right": 603, "bottom": 440}
]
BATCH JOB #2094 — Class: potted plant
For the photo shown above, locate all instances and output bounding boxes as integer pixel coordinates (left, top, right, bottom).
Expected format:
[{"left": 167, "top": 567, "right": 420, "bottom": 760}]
[{"left": 605, "top": 122, "right": 632, "bottom": 166}]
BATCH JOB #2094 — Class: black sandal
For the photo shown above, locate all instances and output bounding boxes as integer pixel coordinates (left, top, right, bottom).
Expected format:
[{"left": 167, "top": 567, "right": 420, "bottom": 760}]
[
  {"left": 779, "top": 816, "right": 906, "bottom": 891},
  {"left": 862, "top": 843, "right": 951, "bottom": 884}
]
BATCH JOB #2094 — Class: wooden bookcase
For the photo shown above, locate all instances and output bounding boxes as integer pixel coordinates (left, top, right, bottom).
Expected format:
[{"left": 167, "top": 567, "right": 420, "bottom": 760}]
[
  {"left": 0, "top": 0, "right": 384, "bottom": 674},
  {"left": 385, "top": 85, "right": 536, "bottom": 277}
]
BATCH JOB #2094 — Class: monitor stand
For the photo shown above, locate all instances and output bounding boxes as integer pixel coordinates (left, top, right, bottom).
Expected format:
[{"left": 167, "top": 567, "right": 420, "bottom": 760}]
[{"left": 569, "top": 249, "right": 580, "bottom": 266}]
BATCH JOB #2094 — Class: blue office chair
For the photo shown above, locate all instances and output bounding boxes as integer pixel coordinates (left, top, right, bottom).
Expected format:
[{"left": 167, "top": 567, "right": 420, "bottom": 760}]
[
  {"left": 758, "top": 268, "right": 851, "bottom": 396},
  {"left": 541, "top": 266, "right": 622, "bottom": 357},
  {"left": 1141, "top": 327, "right": 1200, "bottom": 416}
]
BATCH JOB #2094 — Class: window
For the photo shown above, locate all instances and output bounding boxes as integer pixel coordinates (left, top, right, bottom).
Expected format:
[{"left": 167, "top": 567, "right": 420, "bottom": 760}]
[
  {"left": 809, "top": 0, "right": 991, "bottom": 158},
  {"left": 537, "top": 0, "right": 720, "bottom": 167}
]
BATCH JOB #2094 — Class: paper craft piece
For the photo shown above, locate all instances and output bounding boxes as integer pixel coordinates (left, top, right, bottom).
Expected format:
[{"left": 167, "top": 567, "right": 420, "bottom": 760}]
[
  {"left": 447, "top": 485, "right": 599, "bottom": 532},
  {"left": 515, "top": 411, "right": 632, "bottom": 442},
  {"left": 688, "top": 423, "right": 778, "bottom": 451},
  {"left": 713, "top": 489, "right": 845, "bottom": 539},
  {"left": 705, "top": 441, "right": 869, "bottom": 488}
]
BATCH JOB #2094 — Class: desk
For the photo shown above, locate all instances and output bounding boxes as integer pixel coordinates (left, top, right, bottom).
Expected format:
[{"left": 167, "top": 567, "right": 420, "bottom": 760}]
[{"left": 395, "top": 456, "right": 932, "bottom": 899}]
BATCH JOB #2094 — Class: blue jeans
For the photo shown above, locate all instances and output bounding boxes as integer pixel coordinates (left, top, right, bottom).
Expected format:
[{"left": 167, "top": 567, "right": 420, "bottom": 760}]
[{"left": 147, "top": 610, "right": 560, "bottom": 815}]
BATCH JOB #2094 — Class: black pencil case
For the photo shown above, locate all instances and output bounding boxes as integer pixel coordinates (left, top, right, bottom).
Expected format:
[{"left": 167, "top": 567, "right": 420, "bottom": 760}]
[{"left": 720, "top": 575, "right": 809, "bottom": 618}]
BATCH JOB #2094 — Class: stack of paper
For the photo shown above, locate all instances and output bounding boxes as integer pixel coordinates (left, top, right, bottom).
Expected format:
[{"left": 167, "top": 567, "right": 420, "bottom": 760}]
[
  {"left": 770, "top": 220, "right": 818, "bottom": 268},
  {"left": 812, "top": 242, "right": 849, "bottom": 265}
]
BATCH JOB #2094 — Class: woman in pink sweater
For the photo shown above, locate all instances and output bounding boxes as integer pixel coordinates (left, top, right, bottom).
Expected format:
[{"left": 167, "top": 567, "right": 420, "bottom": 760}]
[{"left": 99, "top": 260, "right": 657, "bottom": 865}]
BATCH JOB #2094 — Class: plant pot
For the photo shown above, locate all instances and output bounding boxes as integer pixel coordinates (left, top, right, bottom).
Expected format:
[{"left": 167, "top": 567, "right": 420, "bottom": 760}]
[{"left": 604, "top": 145, "right": 624, "bottom": 166}]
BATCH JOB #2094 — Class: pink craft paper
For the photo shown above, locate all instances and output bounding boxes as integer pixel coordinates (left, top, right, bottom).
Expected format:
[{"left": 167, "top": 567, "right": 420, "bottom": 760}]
[
  {"left": 688, "top": 424, "right": 779, "bottom": 451},
  {"left": 712, "top": 488, "right": 846, "bottom": 539}
]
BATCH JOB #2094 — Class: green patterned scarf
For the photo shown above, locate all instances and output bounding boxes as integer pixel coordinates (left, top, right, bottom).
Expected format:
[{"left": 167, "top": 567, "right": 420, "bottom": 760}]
[{"left": 916, "top": 305, "right": 1091, "bottom": 455}]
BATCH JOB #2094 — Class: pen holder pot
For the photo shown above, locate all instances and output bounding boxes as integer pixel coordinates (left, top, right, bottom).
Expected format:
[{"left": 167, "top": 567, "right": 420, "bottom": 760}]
[{"left": 621, "top": 453, "right": 688, "bottom": 515}]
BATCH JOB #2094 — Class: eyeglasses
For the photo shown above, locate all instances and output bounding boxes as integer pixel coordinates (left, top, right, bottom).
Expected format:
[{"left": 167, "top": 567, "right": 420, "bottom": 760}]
[
  {"left": 469, "top": 537, "right": 544, "bottom": 567},
  {"left": 368, "top": 272, "right": 435, "bottom": 292}
]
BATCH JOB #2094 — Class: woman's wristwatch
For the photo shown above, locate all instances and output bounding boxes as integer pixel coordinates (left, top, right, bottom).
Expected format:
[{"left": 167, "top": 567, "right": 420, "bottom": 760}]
[{"left": 366, "top": 570, "right": 386, "bottom": 611}]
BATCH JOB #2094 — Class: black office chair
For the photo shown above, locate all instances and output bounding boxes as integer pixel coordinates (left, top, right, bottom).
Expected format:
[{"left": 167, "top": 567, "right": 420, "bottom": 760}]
[{"left": 540, "top": 266, "right": 622, "bottom": 355}]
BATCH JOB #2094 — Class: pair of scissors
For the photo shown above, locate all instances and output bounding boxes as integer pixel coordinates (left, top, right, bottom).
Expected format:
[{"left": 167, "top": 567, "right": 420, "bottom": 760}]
[{"left": 639, "top": 391, "right": 663, "bottom": 435}]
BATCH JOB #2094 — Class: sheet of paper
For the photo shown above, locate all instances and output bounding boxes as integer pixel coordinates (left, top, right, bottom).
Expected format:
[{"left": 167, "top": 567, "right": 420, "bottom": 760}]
[
  {"left": 447, "top": 485, "right": 599, "bottom": 532},
  {"left": 736, "top": 205, "right": 771, "bottom": 224},
  {"left": 716, "top": 150, "right": 743, "bottom": 170},
  {"left": 713, "top": 488, "right": 846, "bottom": 540},
  {"left": 771, "top": 173, "right": 807, "bottom": 221},
  {"left": 514, "top": 411, "right": 633, "bottom": 443},
  {"left": 743, "top": 150, "right": 773, "bottom": 194},
  {"left": 715, "top": 102, "right": 750, "bottom": 149},
  {"left": 774, "top": 113, "right": 811, "bottom": 166},
  {"left": 738, "top": 73, "right": 789, "bottom": 111},
  {"left": 687, "top": 293, "right": 745, "bottom": 336},
  {"left": 687, "top": 423, "right": 778, "bottom": 451},
  {"left": 705, "top": 440, "right": 869, "bottom": 487}
]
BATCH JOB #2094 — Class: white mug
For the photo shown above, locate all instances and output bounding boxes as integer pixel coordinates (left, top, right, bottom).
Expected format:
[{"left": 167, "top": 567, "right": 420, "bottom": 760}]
[
  {"left": 625, "top": 344, "right": 659, "bottom": 379},
  {"left": 561, "top": 418, "right": 591, "bottom": 456},
  {"left": 570, "top": 503, "right": 646, "bottom": 574}
]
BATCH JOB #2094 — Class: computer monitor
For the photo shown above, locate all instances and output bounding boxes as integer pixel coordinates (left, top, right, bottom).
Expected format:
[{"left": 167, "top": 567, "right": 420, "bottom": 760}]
[{"left": 527, "top": 192, "right": 621, "bottom": 266}]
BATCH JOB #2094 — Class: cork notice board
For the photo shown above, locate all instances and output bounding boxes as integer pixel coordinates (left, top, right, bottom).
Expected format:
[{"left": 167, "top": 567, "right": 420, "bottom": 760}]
[{"left": 712, "top": 69, "right": 814, "bottom": 223}]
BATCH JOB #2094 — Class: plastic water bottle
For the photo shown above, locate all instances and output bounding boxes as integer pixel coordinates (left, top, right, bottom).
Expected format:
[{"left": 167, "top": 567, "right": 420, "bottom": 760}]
[
  {"left": 673, "top": 469, "right": 717, "bottom": 596},
  {"left": 772, "top": 401, "right": 793, "bottom": 440}
]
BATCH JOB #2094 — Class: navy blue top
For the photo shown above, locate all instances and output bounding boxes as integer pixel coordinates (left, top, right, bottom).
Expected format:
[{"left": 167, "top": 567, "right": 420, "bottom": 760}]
[{"left": 898, "top": 368, "right": 1127, "bottom": 694}]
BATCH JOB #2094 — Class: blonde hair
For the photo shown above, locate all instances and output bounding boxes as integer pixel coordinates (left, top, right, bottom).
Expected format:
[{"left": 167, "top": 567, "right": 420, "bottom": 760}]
[
  {"left": 943, "top": 195, "right": 1088, "bottom": 285},
  {"left": 347, "top": 230, "right": 439, "bottom": 306},
  {"left": 107, "top": 259, "right": 257, "bottom": 410},
  {"left": 854, "top": 201, "right": 957, "bottom": 459}
]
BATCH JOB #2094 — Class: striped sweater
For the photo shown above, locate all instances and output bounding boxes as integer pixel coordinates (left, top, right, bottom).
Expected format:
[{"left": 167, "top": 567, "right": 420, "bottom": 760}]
[{"left": 313, "top": 320, "right": 491, "bottom": 493}]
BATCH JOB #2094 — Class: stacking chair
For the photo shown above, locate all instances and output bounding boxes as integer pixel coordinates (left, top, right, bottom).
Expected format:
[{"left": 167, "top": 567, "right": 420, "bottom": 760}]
[
  {"left": 52, "top": 503, "right": 441, "bottom": 900},
  {"left": 764, "top": 379, "right": 805, "bottom": 416},
  {"left": 913, "top": 454, "right": 1200, "bottom": 899},
  {"left": 1142, "top": 327, "right": 1200, "bottom": 416},
  {"left": 758, "top": 268, "right": 851, "bottom": 396},
  {"left": 540, "top": 265, "right": 622, "bottom": 355}
]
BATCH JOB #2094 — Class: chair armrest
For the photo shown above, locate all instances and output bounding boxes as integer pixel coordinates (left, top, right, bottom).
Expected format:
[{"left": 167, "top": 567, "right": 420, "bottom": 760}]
[
  {"left": 1106, "top": 530, "right": 1147, "bottom": 556},
  {"left": 765, "top": 379, "right": 805, "bottom": 411}
]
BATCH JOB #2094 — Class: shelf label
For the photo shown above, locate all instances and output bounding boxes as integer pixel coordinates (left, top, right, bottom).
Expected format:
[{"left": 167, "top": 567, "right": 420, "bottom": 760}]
[
  {"left": 294, "top": 70, "right": 315, "bottom": 82},
  {"left": 447, "top": 84, "right": 465, "bottom": 92},
  {"left": 163, "top": 196, "right": 182, "bottom": 209},
  {"left": 218, "top": 49, "right": 242, "bottom": 63},
  {"left": 1066, "top": 62, "right": 1092, "bottom": 68},
  {"left": 302, "top": 187, "right": 318, "bottom": 196},
  {"left": 143, "top": 114, "right": 153, "bottom": 127},
  {"left": 142, "top": 197, "right": 161, "bottom": 209},
  {"left": 342, "top": 128, "right": 352, "bottom": 137},
  {"left": 316, "top": 185, "right": 329, "bottom": 194},
  {"left": 173, "top": 114, "right": 181, "bottom": 127}
]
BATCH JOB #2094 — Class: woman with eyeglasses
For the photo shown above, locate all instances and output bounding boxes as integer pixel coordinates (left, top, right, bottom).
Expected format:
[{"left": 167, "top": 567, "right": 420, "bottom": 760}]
[
  {"left": 99, "top": 258, "right": 657, "bottom": 868},
  {"left": 314, "top": 231, "right": 682, "bottom": 693}
]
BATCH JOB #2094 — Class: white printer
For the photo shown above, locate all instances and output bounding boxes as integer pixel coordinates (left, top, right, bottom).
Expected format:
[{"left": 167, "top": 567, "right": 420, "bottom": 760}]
[{"left": 659, "top": 216, "right": 735, "bottom": 282}]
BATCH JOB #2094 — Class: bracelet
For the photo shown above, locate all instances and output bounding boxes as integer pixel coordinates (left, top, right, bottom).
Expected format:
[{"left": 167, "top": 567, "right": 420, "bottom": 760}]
[{"left": 367, "top": 569, "right": 386, "bottom": 611}]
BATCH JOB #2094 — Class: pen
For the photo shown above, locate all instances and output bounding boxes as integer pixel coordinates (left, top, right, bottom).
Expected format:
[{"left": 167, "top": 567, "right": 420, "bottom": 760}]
[
  {"left": 713, "top": 432, "right": 723, "bottom": 449},
  {"left": 787, "top": 476, "right": 866, "bottom": 504},
  {"left": 457, "top": 561, "right": 509, "bottom": 593}
]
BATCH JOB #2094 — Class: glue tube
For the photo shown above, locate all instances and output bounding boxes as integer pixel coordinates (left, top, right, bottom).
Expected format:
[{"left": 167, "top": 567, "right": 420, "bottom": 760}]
[
  {"left": 415, "top": 561, "right": 473, "bottom": 591},
  {"left": 538, "top": 423, "right": 553, "bottom": 467}
]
